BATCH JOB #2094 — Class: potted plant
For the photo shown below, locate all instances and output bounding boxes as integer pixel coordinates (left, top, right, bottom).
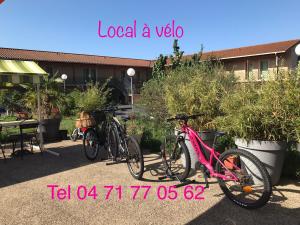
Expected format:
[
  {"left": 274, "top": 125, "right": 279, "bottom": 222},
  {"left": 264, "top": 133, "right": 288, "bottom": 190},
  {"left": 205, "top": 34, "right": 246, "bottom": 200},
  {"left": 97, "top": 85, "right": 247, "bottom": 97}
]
[
  {"left": 215, "top": 72, "right": 300, "bottom": 184},
  {"left": 70, "top": 81, "right": 111, "bottom": 144}
]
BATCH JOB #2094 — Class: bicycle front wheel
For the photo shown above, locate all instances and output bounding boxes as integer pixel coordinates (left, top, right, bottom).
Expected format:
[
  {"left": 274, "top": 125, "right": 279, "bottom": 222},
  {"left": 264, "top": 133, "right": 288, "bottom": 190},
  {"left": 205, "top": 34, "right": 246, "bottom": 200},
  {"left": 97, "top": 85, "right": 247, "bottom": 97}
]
[
  {"left": 126, "top": 136, "right": 144, "bottom": 180},
  {"left": 162, "top": 136, "right": 191, "bottom": 181},
  {"left": 215, "top": 149, "right": 272, "bottom": 209},
  {"left": 83, "top": 128, "right": 100, "bottom": 161},
  {"left": 107, "top": 123, "right": 119, "bottom": 161}
]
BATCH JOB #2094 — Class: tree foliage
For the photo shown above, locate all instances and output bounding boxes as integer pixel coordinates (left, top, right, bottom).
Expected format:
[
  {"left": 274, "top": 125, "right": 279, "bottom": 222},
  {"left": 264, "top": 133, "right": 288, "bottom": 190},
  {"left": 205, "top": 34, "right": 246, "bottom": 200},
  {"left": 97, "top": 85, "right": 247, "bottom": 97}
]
[
  {"left": 169, "top": 39, "right": 184, "bottom": 69},
  {"left": 152, "top": 54, "right": 167, "bottom": 80}
]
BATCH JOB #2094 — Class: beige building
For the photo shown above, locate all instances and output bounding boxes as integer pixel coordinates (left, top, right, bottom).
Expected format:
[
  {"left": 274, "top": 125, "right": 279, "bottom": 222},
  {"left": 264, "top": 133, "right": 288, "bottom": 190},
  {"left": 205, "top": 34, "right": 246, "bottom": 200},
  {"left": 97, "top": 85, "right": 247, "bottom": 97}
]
[{"left": 200, "top": 39, "right": 300, "bottom": 81}]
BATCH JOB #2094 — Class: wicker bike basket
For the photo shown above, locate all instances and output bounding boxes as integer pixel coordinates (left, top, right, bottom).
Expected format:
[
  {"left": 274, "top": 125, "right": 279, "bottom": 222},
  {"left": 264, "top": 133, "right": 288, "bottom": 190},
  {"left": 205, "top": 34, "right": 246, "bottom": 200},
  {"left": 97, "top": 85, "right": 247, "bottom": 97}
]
[
  {"left": 75, "top": 111, "right": 97, "bottom": 128},
  {"left": 75, "top": 118, "right": 96, "bottom": 128}
]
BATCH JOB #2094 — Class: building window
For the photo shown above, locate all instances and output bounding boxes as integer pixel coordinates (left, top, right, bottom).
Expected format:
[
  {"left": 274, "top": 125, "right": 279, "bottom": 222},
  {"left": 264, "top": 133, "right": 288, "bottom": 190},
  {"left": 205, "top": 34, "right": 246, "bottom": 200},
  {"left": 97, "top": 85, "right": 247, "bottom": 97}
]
[
  {"left": 83, "top": 68, "right": 96, "bottom": 84},
  {"left": 259, "top": 60, "right": 269, "bottom": 80},
  {"left": 83, "top": 68, "right": 89, "bottom": 83},
  {"left": 246, "top": 63, "right": 254, "bottom": 80}
]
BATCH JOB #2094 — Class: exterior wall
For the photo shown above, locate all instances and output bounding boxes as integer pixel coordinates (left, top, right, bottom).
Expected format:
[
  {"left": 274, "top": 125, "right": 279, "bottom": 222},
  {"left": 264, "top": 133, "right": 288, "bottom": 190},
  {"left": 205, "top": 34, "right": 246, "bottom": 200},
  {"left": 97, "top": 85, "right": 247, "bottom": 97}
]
[
  {"left": 37, "top": 61, "right": 151, "bottom": 93},
  {"left": 286, "top": 46, "right": 299, "bottom": 69},
  {"left": 37, "top": 61, "right": 151, "bottom": 104},
  {"left": 222, "top": 53, "right": 292, "bottom": 82}
]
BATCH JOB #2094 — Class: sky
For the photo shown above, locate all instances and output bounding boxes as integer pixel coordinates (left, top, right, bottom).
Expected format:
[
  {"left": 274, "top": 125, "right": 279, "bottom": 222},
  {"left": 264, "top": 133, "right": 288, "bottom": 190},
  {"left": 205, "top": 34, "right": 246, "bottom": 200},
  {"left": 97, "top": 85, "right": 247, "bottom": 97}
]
[{"left": 0, "top": 0, "right": 299, "bottom": 60}]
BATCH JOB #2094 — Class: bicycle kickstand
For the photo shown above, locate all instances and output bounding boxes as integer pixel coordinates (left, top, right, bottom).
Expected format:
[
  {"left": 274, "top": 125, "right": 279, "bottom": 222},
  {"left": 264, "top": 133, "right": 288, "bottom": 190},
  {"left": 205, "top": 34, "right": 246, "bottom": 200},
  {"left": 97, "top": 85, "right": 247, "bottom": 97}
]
[
  {"left": 158, "top": 168, "right": 195, "bottom": 188},
  {"left": 199, "top": 165, "right": 209, "bottom": 189}
]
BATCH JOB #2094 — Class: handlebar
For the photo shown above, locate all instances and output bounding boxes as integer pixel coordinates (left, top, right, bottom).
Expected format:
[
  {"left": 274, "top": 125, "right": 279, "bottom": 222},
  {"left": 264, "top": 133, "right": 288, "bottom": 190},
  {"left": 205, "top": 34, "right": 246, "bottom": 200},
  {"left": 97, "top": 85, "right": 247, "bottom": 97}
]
[{"left": 166, "top": 113, "right": 205, "bottom": 122}]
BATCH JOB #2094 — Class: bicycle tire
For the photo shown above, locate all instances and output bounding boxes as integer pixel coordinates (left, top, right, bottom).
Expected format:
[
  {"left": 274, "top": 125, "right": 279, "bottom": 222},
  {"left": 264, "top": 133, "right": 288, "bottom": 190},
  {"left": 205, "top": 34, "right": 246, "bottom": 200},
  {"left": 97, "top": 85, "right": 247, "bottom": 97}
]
[
  {"left": 70, "top": 128, "right": 78, "bottom": 141},
  {"left": 108, "top": 123, "right": 119, "bottom": 160},
  {"left": 126, "top": 136, "right": 144, "bottom": 180},
  {"left": 83, "top": 128, "right": 100, "bottom": 161},
  {"left": 162, "top": 139, "right": 191, "bottom": 181},
  {"left": 215, "top": 148, "right": 272, "bottom": 209}
]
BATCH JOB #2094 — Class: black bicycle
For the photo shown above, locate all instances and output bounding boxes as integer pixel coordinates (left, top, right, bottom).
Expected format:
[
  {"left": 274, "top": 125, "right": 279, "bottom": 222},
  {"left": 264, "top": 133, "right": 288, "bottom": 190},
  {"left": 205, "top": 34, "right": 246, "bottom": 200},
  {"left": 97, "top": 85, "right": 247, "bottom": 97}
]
[{"left": 83, "top": 106, "right": 144, "bottom": 180}]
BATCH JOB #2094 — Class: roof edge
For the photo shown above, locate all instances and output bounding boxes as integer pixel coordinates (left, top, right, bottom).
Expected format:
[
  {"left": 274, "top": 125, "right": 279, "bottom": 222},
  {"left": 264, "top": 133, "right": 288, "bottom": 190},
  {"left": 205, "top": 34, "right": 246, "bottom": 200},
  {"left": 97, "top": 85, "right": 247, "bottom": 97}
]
[{"left": 0, "top": 47, "right": 153, "bottom": 62}]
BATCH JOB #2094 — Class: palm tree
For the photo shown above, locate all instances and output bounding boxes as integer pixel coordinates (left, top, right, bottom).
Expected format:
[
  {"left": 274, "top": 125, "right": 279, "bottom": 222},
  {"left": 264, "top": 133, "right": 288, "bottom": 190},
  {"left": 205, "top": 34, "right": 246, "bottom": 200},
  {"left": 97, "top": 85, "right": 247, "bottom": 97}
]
[{"left": 24, "top": 72, "right": 65, "bottom": 119}]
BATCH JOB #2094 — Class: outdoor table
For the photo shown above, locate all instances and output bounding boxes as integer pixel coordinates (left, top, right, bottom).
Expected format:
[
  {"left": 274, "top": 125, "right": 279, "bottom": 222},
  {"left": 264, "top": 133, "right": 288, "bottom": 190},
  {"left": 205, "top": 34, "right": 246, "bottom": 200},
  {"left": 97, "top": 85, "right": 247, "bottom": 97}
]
[
  {"left": 0, "top": 119, "right": 39, "bottom": 158},
  {"left": 0, "top": 119, "right": 60, "bottom": 157}
]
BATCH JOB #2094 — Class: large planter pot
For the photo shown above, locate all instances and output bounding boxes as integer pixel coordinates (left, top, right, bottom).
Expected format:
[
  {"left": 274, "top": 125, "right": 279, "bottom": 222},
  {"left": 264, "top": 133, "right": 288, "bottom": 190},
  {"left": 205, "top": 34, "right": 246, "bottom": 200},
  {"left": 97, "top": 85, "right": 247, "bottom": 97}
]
[
  {"left": 40, "top": 118, "right": 62, "bottom": 142},
  {"left": 235, "top": 138, "right": 287, "bottom": 185}
]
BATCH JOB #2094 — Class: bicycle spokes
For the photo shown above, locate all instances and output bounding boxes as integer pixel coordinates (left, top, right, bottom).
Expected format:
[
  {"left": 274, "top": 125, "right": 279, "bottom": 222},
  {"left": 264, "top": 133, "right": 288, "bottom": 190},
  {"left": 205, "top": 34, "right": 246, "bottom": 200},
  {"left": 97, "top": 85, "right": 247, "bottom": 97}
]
[{"left": 220, "top": 153, "right": 267, "bottom": 204}]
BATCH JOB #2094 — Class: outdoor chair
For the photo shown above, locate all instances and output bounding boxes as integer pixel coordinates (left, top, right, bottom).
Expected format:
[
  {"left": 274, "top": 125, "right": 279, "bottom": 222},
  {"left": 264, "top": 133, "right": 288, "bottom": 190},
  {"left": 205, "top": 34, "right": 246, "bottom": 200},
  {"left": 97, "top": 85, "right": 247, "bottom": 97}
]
[
  {"left": 0, "top": 125, "right": 20, "bottom": 160},
  {"left": 20, "top": 123, "right": 42, "bottom": 154}
]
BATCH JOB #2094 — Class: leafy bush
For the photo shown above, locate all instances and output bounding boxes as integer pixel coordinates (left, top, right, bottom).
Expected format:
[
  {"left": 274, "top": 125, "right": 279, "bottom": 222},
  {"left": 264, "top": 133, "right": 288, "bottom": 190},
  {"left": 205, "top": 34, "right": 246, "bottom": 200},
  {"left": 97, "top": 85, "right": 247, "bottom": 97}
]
[
  {"left": 140, "top": 79, "right": 168, "bottom": 123},
  {"left": 129, "top": 116, "right": 170, "bottom": 152},
  {"left": 60, "top": 89, "right": 81, "bottom": 116},
  {"left": 164, "top": 62, "right": 236, "bottom": 130},
  {"left": 24, "top": 74, "right": 64, "bottom": 119},
  {"left": 0, "top": 89, "right": 25, "bottom": 113},
  {"left": 215, "top": 70, "right": 300, "bottom": 141},
  {"left": 77, "top": 81, "right": 111, "bottom": 112}
]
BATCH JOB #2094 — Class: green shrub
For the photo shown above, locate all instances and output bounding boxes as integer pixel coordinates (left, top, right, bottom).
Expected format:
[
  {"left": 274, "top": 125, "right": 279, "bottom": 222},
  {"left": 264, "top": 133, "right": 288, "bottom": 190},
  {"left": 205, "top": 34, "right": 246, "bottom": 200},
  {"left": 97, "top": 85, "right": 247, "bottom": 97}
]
[
  {"left": 60, "top": 89, "right": 81, "bottom": 116},
  {"left": 77, "top": 81, "right": 111, "bottom": 112},
  {"left": 140, "top": 79, "right": 168, "bottom": 123},
  {"left": 215, "top": 71, "right": 300, "bottom": 142},
  {"left": 164, "top": 63, "right": 236, "bottom": 130},
  {"left": 0, "top": 89, "right": 25, "bottom": 113},
  {"left": 24, "top": 73, "right": 65, "bottom": 119},
  {"left": 116, "top": 115, "right": 168, "bottom": 152}
]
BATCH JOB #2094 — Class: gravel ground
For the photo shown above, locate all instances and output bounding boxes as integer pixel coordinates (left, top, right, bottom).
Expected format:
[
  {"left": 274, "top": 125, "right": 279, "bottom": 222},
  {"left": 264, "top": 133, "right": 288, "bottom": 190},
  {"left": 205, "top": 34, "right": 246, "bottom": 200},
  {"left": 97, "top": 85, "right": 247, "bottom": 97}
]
[{"left": 0, "top": 140, "right": 299, "bottom": 225}]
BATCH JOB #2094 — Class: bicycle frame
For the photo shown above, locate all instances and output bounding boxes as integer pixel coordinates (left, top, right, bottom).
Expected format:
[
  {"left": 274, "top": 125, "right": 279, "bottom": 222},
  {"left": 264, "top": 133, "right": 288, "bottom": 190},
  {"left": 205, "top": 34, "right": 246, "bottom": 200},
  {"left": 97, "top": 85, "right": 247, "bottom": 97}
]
[{"left": 181, "top": 123, "right": 239, "bottom": 182}]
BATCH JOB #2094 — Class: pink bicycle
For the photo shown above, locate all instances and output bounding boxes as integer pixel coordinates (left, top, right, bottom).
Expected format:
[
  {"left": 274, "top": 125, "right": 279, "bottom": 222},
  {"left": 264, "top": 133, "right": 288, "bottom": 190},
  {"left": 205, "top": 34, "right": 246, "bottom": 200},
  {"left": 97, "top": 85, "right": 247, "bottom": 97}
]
[{"left": 159, "top": 114, "right": 272, "bottom": 209}]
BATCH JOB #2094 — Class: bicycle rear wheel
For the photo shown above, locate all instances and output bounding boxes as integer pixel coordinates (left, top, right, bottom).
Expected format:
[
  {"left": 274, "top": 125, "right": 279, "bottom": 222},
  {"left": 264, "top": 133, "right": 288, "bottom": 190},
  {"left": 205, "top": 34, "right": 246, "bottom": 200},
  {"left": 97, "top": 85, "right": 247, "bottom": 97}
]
[
  {"left": 162, "top": 136, "right": 191, "bottom": 181},
  {"left": 70, "top": 128, "right": 79, "bottom": 141},
  {"left": 83, "top": 128, "right": 100, "bottom": 161},
  {"left": 215, "top": 149, "right": 272, "bottom": 209},
  {"left": 126, "top": 136, "right": 144, "bottom": 180}
]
